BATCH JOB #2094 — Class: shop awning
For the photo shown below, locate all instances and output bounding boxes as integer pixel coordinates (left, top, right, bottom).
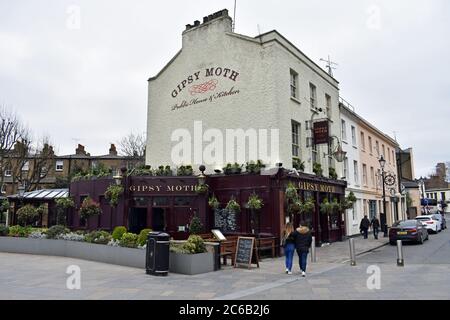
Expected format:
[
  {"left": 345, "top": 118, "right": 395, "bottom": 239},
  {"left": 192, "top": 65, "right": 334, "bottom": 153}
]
[{"left": 8, "top": 188, "right": 69, "bottom": 201}]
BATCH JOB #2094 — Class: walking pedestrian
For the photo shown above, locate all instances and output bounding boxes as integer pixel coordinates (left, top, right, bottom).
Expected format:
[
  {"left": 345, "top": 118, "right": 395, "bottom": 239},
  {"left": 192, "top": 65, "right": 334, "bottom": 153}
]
[
  {"left": 371, "top": 216, "right": 380, "bottom": 239},
  {"left": 282, "top": 222, "right": 295, "bottom": 274},
  {"left": 292, "top": 224, "right": 312, "bottom": 277},
  {"left": 360, "top": 215, "right": 370, "bottom": 239}
]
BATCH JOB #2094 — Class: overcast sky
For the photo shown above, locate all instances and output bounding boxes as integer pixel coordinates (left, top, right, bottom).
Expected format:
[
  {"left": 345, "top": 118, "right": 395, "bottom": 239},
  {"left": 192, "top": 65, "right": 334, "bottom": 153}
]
[{"left": 1, "top": 0, "right": 449, "bottom": 178}]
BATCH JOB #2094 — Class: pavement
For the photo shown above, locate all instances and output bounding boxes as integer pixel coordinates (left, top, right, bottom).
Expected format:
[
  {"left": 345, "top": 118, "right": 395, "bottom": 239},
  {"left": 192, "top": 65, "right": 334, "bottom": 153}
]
[
  {"left": 0, "top": 224, "right": 449, "bottom": 300},
  {"left": 0, "top": 233, "right": 386, "bottom": 300}
]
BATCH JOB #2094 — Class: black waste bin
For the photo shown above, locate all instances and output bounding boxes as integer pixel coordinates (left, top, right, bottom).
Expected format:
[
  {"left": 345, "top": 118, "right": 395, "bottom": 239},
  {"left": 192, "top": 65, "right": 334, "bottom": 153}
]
[{"left": 146, "top": 232, "right": 170, "bottom": 276}]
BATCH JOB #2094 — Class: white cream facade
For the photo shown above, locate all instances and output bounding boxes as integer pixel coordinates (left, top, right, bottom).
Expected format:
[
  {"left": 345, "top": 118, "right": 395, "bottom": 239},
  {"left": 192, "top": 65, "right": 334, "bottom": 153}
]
[
  {"left": 146, "top": 10, "right": 342, "bottom": 176},
  {"left": 339, "top": 105, "right": 364, "bottom": 236}
]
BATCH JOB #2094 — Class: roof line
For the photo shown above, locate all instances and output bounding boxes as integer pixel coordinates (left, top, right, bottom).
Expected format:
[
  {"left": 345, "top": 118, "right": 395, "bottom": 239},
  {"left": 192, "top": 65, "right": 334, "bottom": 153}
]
[{"left": 148, "top": 50, "right": 183, "bottom": 82}]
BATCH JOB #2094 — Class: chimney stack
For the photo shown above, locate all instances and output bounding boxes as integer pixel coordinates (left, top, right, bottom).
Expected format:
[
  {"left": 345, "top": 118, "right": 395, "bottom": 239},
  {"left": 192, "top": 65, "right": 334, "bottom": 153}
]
[
  {"left": 109, "top": 143, "right": 118, "bottom": 156},
  {"left": 75, "top": 144, "right": 87, "bottom": 155}
]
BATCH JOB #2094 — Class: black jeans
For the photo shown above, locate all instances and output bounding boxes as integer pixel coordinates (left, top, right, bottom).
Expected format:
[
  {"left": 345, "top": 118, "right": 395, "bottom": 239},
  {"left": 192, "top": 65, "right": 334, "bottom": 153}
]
[
  {"left": 362, "top": 228, "right": 368, "bottom": 239},
  {"left": 373, "top": 227, "right": 379, "bottom": 239}
]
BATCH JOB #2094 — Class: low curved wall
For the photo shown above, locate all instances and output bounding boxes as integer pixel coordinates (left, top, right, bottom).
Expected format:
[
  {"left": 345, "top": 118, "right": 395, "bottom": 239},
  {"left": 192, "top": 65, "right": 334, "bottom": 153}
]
[
  {"left": 0, "top": 237, "right": 219, "bottom": 274},
  {"left": 0, "top": 237, "right": 146, "bottom": 268}
]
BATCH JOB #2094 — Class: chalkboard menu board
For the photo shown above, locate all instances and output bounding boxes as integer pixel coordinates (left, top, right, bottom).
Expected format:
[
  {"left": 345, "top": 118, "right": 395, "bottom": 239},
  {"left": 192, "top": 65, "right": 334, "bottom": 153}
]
[{"left": 234, "top": 237, "right": 259, "bottom": 269}]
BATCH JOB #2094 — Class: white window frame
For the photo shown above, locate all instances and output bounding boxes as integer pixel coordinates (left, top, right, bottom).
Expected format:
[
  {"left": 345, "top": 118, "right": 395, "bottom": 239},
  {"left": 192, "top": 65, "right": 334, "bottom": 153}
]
[
  {"left": 56, "top": 160, "right": 64, "bottom": 172},
  {"left": 4, "top": 168, "right": 12, "bottom": 177},
  {"left": 22, "top": 161, "right": 29, "bottom": 171},
  {"left": 291, "top": 120, "right": 300, "bottom": 157},
  {"left": 362, "top": 164, "right": 368, "bottom": 186},
  {"left": 351, "top": 126, "right": 357, "bottom": 146},
  {"left": 290, "top": 70, "right": 298, "bottom": 99},
  {"left": 341, "top": 120, "right": 347, "bottom": 141},
  {"left": 354, "top": 160, "right": 359, "bottom": 185},
  {"left": 325, "top": 94, "right": 332, "bottom": 119},
  {"left": 309, "top": 83, "right": 317, "bottom": 110}
]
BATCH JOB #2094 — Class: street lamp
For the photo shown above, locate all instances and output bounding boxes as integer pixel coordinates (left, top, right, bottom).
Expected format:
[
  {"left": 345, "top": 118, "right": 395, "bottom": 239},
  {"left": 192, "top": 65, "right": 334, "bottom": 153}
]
[
  {"left": 113, "top": 169, "right": 123, "bottom": 186},
  {"left": 378, "top": 155, "right": 388, "bottom": 237}
]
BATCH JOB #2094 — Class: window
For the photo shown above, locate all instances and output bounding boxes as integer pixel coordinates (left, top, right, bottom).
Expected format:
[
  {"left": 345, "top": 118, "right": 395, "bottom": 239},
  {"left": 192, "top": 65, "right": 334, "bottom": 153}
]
[
  {"left": 290, "top": 70, "right": 298, "bottom": 99},
  {"left": 4, "top": 167, "right": 12, "bottom": 177},
  {"left": 56, "top": 160, "right": 64, "bottom": 172},
  {"left": 392, "top": 150, "right": 395, "bottom": 165},
  {"left": 351, "top": 126, "right": 356, "bottom": 146},
  {"left": 0, "top": 184, "right": 6, "bottom": 194},
  {"left": 362, "top": 164, "right": 368, "bottom": 186},
  {"left": 375, "top": 140, "right": 380, "bottom": 156},
  {"left": 353, "top": 160, "right": 359, "bottom": 185},
  {"left": 22, "top": 161, "right": 29, "bottom": 171},
  {"left": 360, "top": 132, "right": 365, "bottom": 150},
  {"left": 368, "top": 136, "right": 373, "bottom": 154},
  {"left": 382, "top": 144, "right": 385, "bottom": 157},
  {"left": 309, "top": 83, "right": 317, "bottom": 109},
  {"left": 388, "top": 147, "right": 391, "bottom": 163},
  {"left": 291, "top": 120, "right": 300, "bottom": 157},
  {"left": 325, "top": 94, "right": 332, "bottom": 118},
  {"left": 442, "top": 192, "right": 446, "bottom": 201},
  {"left": 341, "top": 120, "right": 347, "bottom": 141},
  {"left": 363, "top": 200, "right": 368, "bottom": 215},
  {"left": 312, "top": 144, "right": 318, "bottom": 163},
  {"left": 343, "top": 158, "right": 348, "bottom": 180},
  {"left": 40, "top": 167, "right": 47, "bottom": 178},
  {"left": 370, "top": 167, "right": 375, "bottom": 187}
]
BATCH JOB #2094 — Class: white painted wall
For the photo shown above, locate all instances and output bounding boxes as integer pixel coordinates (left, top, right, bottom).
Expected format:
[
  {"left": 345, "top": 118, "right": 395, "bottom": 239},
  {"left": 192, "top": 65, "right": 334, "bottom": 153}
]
[{"left": 146, "top": 13, "right": 342, "bottom": 177}]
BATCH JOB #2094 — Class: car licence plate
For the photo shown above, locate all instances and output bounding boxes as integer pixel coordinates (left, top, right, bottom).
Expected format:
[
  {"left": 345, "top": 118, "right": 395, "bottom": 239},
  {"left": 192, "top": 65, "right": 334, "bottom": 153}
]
[{"left": 397, "top": 231, "right": 407, "bottom": 235}]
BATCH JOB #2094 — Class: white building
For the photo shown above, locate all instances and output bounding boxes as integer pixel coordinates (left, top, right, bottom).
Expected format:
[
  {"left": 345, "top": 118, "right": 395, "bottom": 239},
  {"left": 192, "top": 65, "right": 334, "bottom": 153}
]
[
  {"left": 426, "top": 188, "right": 450, "bottom": 213},
  {"left": 339, "top": 101, "right": 364, "bottom": 236},
  {"left": 146, "top": 9, "right": 342, "bottom": 177}
]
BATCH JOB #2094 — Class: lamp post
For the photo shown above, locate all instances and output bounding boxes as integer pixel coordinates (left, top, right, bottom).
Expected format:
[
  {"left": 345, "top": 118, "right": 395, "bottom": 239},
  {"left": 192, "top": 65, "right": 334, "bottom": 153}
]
[{"left": 378, "top": 155, "right": 388, "bottom": 237}]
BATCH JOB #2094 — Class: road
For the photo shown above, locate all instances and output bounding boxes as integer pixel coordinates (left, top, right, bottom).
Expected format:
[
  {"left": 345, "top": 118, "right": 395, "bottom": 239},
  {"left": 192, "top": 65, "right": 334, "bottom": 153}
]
[{"left": 0, "top": 218, "right": 449, "bottom": 300}]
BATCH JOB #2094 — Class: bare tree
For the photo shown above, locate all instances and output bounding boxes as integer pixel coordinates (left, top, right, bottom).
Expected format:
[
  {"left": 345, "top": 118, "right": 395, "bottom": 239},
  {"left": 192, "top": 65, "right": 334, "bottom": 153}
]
[
  {"left": 117, "top": 132, "right": 146, "bottom": 158},
  {"left": 0, "top": 106, "right": 29, "bottom": 192},
  {"left": 10, "top": 136, "right": 55, "bottom": 192}
]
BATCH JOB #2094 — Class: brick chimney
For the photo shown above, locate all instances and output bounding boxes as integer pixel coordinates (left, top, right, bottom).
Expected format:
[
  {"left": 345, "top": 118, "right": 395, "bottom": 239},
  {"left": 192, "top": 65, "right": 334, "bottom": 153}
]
[
  {"left": 109, "top": 143, "right": 118, "bottom": 156},
  {"left": 75, "top": 144, "right": 87, "bottom": 155}
]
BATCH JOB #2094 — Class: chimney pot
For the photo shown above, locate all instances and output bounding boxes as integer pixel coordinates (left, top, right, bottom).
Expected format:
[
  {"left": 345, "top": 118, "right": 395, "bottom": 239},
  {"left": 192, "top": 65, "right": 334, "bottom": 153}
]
[{"left": 194, "top": 20, "right": 200, "bottom": 26}]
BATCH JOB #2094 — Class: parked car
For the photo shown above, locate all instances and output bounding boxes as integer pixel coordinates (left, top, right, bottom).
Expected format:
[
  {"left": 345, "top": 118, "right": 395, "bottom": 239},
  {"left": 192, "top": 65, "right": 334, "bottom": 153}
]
[
  {"left": 389, "top": 219, "right": 429, "bottom": 245},
  {"left": 434, "top": 213, "right": 446, "bottom": 230},
  {"left": 415, "top": 215, "right": 441, "bottom": 234}
]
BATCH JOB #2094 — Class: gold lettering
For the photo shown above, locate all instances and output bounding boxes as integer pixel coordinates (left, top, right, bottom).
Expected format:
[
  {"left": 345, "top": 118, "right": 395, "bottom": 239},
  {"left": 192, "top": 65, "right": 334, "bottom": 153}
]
[
  {"left": 129, "top": 185, "right": 136, "bottom": 192},
  {"left": 167, "top": 186, "right": 174, "bottom": 192},
  {"left": 175, "top": 185, "right": 182, "bottom": 191}
]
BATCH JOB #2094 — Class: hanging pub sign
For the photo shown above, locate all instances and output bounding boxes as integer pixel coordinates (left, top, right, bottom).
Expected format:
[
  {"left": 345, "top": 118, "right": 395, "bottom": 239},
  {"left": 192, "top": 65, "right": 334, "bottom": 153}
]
[{"left": 313, "top": 120, "right": 329, "bottom": 145}]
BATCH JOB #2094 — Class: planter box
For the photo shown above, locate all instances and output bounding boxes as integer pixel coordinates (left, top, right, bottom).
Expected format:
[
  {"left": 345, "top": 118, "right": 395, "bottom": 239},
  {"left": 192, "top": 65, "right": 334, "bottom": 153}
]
[
  {"left": 0, "top": 237, "right": 145, "bottom": 269},
  {"left": 0, "top": 237, "right": 217, "bottom": 275},
  {"left": 169, "top": 252, "right": 215, "bottom": 275}
]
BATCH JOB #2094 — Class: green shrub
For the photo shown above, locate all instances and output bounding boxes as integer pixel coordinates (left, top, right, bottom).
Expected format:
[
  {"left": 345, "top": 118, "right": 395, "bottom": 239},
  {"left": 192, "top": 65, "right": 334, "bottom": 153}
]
[
  {"left": 17, "top": 205, "right": 39, "bottom": 226},
  {"left": 112, "top": 226, "right": 127, "bottom": 240},
  {"left": 189, "top": 215, "right": 203, "bottom": 235},
  {"left": 85, "top": 230, "right": 111, "bottom": 244},
  {"left": 46, "top": 225, "right": 69, "bottom": 239},
  {"left": 182, "top": 235, "right": 206, "bottom": 254},
  {"left": 137, "top": 228, "right": 152, "bottom": 246},
  {"left": 119, "top": 232, "right": 138, "bottom": 248},
  {"left": 55, "top": 197, "right": 75, "bottom": 226},
  {"left": 0, "top": 225, "right": 9, "bottom": 236},
  {"left": 8, "top": 225, "right": 32, "bottom": 238}
]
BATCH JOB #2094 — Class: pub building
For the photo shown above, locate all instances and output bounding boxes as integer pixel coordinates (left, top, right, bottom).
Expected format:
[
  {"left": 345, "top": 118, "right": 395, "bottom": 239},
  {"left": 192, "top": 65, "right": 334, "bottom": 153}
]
[{"left": 68, "top": 9, "right": 349, "bottom": 245}]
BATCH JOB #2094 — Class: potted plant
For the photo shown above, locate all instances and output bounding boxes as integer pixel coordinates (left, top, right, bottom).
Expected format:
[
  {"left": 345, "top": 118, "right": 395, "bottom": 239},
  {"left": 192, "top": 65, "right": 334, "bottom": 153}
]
[
  {"left": 246, "top": 193, "right": 264, "bottom": 235},
  {"left": 79, "top": 197, "right": 102, "bottom": 221},
  {"left": 292, "top": 158, "right": 305, "bottom": 172},
  {"left": 299, "top": 198, "right": 315, "bottom": 215},
  {"left": 320, "top": 198, "right": 333, "bottom": 215},
  {"left": 188, "top": 214, "right": 204, "bottom": 235},
  {"left": 329, "top": 167, "right": 338, "bottom": 179},
  {"left": 223, "top": 163, "right": 233, "bottom": 175},
  {"left": 245, "top": 160, "right": 266, "bottom": 174},
  {"left": 313, "top": 163, "right": 323, "bottom": 176},
  {"left": 231, "top": 163, "right": 243, "bottom": 174},
  {"left": 226, "top": 196, "right": 241, "bottom": 213},
  {"left": 208, "top": 195, "right": 220, "bottom": 210},
  {"left": 285, "top": 182, "right": 299, "bottom": 201},
  {"left": 177, "top": 165, "right": 193, "bottom": 176},
  {"left": 105, "top": 185, "right": 124, "bottom": 207},
  {"left": 194, "top": 183, "right": 209, "bottom": 194}
]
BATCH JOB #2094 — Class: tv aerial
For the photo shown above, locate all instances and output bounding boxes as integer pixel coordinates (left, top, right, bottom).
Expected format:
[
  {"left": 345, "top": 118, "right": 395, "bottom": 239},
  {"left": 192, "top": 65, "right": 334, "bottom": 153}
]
[{"left": 320, "top": 55, "right": 338, "bottom": 77}]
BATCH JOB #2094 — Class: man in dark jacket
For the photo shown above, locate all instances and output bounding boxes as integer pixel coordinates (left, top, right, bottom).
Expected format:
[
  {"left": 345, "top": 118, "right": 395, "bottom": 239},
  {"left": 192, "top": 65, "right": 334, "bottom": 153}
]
[
  {"left": 371, "top": 216, "right": 380, "bottom": 239},
  {"left": 360, "top": 215, "right": 370, "bottom": 239},
  {"left": 292, "top": 225, "right": 312, "bottom": 277}
]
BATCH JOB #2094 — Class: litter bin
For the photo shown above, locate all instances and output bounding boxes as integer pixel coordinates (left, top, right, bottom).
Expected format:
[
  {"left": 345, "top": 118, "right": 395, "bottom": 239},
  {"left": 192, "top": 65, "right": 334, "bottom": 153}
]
[{"left": 146, "top": 232, "right": 170, "bottom": 276}]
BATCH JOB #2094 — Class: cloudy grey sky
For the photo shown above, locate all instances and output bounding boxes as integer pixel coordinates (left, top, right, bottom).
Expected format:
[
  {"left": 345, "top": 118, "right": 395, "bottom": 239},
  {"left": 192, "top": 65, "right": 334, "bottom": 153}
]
[{"left": 1, "top": 0, "right": 449, "bottom": 177}]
